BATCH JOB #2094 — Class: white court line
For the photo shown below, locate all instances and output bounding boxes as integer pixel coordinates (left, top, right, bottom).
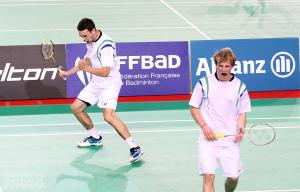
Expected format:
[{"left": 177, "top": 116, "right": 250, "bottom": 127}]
[
  {"left": 160, "top": 0, "right": 210, "bottom": 40},
  {"left": 0, "top": 116, "right": 299, "bottom": 128},
  {"left": 0, "top": 0, "right": 78, "bottom": 1},
  {"left": 0, "top": 128, "right": 198, "bottom": 137},
  {"left": 0, "top": 125, "right": 300, "bottom": 138},
  {"left": 240, "top": 190, "right": 300, "bottom": 192},
  {"left": 0, "top": 0, "right": 298, "bottom": 4},
  {"left": 0, "top": 117, "right": 299, "bottom": 128},
  {"left": 176, "top": 0, "right": 300, "bottom": 3},
  {"left": 0, "top": 120, "right": 184, "bottom": 128},
  {"left": 0, "top": 26, "right": 193, "bottom": 33},
  {"left": 0, "top": 2, "right": 159, "bottom": 6},
  {"left": 250, "top": 117, "right": 300, "bottom": 120}
]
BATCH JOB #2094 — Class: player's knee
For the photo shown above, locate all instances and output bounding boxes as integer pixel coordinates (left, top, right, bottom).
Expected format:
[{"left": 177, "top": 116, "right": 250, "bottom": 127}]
[
  {"left": 203, "top": 174, "right": 214, "bottom": 184},
  {"left": 71, "top": 103, "right": 84, "bottom": 114},
  {"left": 103, "top": 113, "right": 114, "bottom": 124},
  {"left": 227, "top": 177, "right": 239, "bottom": 183},
  {"left": 70, "top": 104, "right": 78, "bottom": 113}
]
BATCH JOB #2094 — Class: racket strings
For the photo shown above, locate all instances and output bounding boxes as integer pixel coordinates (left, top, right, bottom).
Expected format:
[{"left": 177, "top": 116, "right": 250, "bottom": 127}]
[
  {"left": 249, "top": 124, "right": 275, "bottom": 146},
  {"left": 41, "top": 40, "right": 54, "bottom": 59},
  {"left": 255, "top": 128, "right": 272, "bottom": 138},
  {"left": 41, "top": 44, "right": 53, "bottom": 59}
]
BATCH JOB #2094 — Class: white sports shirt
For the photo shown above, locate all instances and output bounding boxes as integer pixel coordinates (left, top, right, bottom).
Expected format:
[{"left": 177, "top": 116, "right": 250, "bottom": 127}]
[
  {"left": 189, "top": 73, "right": 251, "bottom": 145},
  {"left": 85, "top": 31, "right": 123, "bottom": 88}
]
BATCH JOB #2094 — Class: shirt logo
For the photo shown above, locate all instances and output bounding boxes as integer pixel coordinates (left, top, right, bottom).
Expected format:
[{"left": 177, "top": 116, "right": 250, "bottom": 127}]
[{"left": 75, "top": 57, "right": 92, "bottom": 86}]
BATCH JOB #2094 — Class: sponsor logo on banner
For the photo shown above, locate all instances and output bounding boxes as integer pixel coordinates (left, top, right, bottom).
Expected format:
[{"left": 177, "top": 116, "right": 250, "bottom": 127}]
[
  {"left": 190, "top": 38, "right": 300, "bottom": 92},
  {"left": 0, "top": 63, "right": 58, "bottom": 81},
  {"left": 117, "top": 41, "right": 189, "bottom": 96},
  {"left": 270, "top": 52, "right": 296, "bottom": 78},
  {"left": 65, "top": 43, "right": 88, "bottom": 98},
  {"left": 117, "top": 54, "right": 182, "bottom": 87},
  {"left": 195, "top": 57, "right": 267, "bottom": 75},
  {"left": 0, "top": 45, "right": 66, "bottom": 100},
  {"left": 66, "top": 42, "right": 190, "bottom": 97},
  {"left": 73, "top": 57, "right": 92, "bottom": 86}
]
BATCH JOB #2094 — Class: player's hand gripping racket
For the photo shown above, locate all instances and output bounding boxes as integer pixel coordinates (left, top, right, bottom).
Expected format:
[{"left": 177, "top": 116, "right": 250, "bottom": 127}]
[
  {"left": 214, "top": 124, "right": 275, "bottom": 146},
  {"left": 41, "top": 39, "right": 66, "bottom": 80}
]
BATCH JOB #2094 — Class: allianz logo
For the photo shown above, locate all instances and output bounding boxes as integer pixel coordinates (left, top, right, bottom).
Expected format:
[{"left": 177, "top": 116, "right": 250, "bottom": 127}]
[
  {"left": 270, "top": 52, "right": 296, "bottom": 78},
  {"left": 196, "top": 51, "right": 296, "bottom": 78}
]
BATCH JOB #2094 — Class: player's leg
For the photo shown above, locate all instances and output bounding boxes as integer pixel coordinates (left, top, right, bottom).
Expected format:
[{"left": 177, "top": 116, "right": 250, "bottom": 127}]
[
  {"left": 225, "top": 177, "right": 239, "bottom": 192},
  {"left": 102, "top": 108, "right": 130, "bottom": 139},
  {"left": 219, "top": 144, "right": 243, "bottom": 192},
  {"left": 99, "top": 86, "right": 143, "bottom": 162},
  {"left": 102, "top": 108, "right": 144, "bottom": 162},
  {"left": 74, "top": 85, "right": 103, "bottom": 147},
  {"left": 98, "top": 86, "right": 131, "bottom": 140},
  {"left": 71, "top": 99, "right": 93, "bottom": 130},
  {"left": 198, "top": 139, "right": 219, "bottom": 192},
  {"left": 71, "top": 99, "right": 103, "bottom": 147},
  {"left": 203, "top": 174, "right": 215, "bottom": 192}
]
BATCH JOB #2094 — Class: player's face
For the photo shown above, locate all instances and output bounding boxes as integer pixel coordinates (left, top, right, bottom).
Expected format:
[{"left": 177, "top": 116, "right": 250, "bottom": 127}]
[
  {"left": 78, "top": 29, "right": 96, "bottom": 43},
  {"left": 216, "top": 61, "right": 233, "bottom": 80}
]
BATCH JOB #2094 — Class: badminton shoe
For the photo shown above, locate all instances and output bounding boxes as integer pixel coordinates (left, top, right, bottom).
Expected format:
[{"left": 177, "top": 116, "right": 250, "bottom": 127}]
[
  {"left": 129, "top": 146, "right": 144, "bottom": 163},
  {"left": 77, "top": 136, "right": 103, "bottom": 147}
]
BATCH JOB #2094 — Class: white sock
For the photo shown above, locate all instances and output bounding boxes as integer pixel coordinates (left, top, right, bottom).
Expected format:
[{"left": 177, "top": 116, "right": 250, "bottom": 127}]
[
  {"left": 88, "top": 128, "right": 100, "bottom": 139},
  {"left": 125, "top": 137, "right": 137, "bottom": 148}
]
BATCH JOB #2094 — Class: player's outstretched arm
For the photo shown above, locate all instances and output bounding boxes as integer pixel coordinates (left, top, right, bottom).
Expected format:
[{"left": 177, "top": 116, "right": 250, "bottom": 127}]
[
  {"left": 59, "top": 66, "right": 80, "bottom": 79},
  {"left": 78, "top": 58, "right": 110, "bottom": 77}
]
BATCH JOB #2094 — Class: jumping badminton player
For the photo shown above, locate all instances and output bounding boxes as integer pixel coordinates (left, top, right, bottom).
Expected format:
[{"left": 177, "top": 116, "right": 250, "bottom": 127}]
[{"left": 59, "top": 18, "right": 143, "bottom": 163}]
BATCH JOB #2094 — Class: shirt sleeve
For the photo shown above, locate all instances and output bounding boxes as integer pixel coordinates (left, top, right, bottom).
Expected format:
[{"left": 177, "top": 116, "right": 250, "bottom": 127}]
[
  {"left": 100, "top": 46, "right": 115, "bottom": 67},
  {"left": 189, "top": 81, "right": 204, "bottom": 108},
  {"left": 238, "top": 88, "right": 251, "bottom": 113}
]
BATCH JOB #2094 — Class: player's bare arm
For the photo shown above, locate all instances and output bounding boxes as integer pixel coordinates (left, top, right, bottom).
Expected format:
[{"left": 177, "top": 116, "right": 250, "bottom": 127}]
[
  {"left": 78, "top": 58, "right": 110, "bottom": 77},
  {"left": 59, "top": 66, "right": 80, "bottom": 79},
  {"left": 235, "top": 113, "right": 246, "bottom": 142},
  {"left": 190, "top": 106, "right": 216, "bottom": 140},
  {"left": 84, "top": 66, "right": 110, "bottom": 77}
]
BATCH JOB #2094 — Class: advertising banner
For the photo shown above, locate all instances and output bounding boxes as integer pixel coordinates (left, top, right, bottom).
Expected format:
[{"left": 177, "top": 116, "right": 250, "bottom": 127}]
[
  {"left": 190, "top": 38, "right": 300, "bottom": 92},
  {"left": 117, "top": 41, "right": 190, "bottom": 96},
  {"left": 66, "top": 41, "right": 190, "bottom": 97},
  {"left": 0, "top": 45, "right": 66, "bottom": 100},
  {"left": 65, "top": 43, "right": 87, "bottom": 98}
]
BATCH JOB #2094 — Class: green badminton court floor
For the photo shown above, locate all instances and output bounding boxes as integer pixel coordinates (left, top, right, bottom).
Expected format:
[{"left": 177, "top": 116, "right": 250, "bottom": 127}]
[
  {"left": 0, "top": 0, "right": 299, "bottom": 191},
  {"left": 0, "top": 99, "right": 299, "bottom": 192}
]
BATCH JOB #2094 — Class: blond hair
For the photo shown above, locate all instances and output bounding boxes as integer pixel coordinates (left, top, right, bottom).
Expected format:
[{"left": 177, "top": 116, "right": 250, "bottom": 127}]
[{"left": 213, "top": 47, "right": 236, "bottom": 66}]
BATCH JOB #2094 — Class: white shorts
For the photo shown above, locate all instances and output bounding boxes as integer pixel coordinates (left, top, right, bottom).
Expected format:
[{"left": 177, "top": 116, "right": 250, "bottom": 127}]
[
  {"left": 197, "top": 139, "right": 243, "bottom": 178},
  {"left": 77, "top": 83, "right": 121, "bottom": 110}
]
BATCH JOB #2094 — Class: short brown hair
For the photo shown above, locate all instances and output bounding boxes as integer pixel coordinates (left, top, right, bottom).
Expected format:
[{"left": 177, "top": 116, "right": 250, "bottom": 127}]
[
  {"left": 77, "top": 18, "right": 96, "bottom": 32},
  {"left": 213, "top": 47, "right": 236, "bottom": 66}
]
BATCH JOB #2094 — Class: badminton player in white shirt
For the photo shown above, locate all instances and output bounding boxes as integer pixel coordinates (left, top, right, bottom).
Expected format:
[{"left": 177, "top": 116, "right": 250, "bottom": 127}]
[
  {"left": 189, "top": 48, "right": 251, "bottom": 191},
  {"left": 59, "top": 18, "right": 143, "bottom": 163}
]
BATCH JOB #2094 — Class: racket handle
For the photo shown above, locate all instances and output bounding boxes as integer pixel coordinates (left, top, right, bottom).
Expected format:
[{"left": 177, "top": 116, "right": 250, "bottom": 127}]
[
  {"left": 214, "top": 134, "right": 225, "bottom": 138},
  {"left": 58, "top": 66, "right": 66, "bottom": 80}
]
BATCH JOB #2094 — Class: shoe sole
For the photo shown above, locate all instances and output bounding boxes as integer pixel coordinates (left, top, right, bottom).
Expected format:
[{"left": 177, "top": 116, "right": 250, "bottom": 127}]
[
  {"left": 77, "top": 142, "right": 103, "bottom": 147},
  {"left": 130, "top": 150, "right": 144, "bottom": 163}
]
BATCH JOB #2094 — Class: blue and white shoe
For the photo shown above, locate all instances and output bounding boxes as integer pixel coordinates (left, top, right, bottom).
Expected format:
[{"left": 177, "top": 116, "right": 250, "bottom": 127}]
[
  {"left": 77, "top": 136, "right": 103, "bottom": 147},
  {"left": 129, "top": 146, "right": 144, "bottom": 163}
]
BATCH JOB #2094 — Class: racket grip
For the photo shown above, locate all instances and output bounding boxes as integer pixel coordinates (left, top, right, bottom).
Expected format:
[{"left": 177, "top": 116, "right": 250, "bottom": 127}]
[
  {"left": 58, "top": 67, "right": 66, "bottom": 80},
  {"left": 214, "top": 134, "right": 225, "bottom": 138}
]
